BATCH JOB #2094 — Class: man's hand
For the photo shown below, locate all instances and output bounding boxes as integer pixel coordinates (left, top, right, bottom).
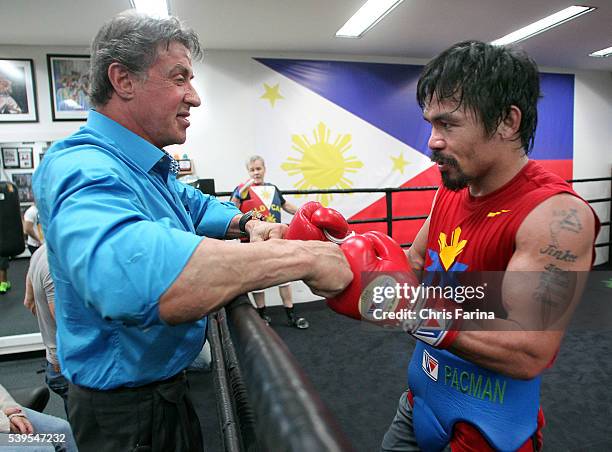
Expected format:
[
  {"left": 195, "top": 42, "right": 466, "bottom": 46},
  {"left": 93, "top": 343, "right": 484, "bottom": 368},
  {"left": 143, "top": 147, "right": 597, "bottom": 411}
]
[
  {"left": 300, "top": 240, "right": 353, "bottom": 298},
  {"left": 246, "top": 221, "right": 288, "bottom": 243},
  {"left": 24, "top": 297, "right": 36, "bottom": 315},
  {"left": 3, "top": 407, "right": 33, "bottom": 434}
]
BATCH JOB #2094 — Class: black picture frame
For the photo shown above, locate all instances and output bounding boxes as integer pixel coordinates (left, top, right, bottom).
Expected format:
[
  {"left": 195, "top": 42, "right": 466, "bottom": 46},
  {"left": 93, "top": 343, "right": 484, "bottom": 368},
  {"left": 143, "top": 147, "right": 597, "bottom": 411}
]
[
  {"left": 11, "top": 172, "right": 34, "bottom": 203},
  {"left": 0, "top": 58, "right": 38, "bottom": 122},
  {"left": 18, "top": 147, "right": 33, "bottom": 169},
  {"left": 1, "top": 147, "right": 19, "bottom": 168},
  {"left": 47, "top": 54, "right": 91, "bottom": 121}
]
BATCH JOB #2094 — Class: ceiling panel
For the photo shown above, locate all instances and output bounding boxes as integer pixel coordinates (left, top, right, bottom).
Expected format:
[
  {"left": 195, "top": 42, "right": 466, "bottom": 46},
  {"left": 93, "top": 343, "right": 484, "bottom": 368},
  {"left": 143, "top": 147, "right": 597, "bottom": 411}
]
[{"left": 0, "top": 0, "right": 610, "bottom": 71}]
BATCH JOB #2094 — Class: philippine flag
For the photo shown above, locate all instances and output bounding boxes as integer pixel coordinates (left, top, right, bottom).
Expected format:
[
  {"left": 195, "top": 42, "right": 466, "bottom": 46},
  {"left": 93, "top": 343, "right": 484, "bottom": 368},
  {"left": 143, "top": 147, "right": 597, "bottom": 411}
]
[{"left": 251, "top": 58, "right": 574, "bottom": 245}]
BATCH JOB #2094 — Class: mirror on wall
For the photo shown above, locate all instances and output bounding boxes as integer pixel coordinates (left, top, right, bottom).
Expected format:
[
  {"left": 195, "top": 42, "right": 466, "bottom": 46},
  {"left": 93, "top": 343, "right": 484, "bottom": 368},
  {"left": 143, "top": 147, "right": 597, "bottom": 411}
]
[{"left": 1, "top": 140, "right": 52, "bottom": 349}]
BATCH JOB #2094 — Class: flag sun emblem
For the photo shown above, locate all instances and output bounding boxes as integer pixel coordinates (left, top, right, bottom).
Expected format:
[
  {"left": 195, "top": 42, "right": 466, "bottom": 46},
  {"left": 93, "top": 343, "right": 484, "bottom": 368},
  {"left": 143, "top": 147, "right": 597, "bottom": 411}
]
[{"left": 281, "top": 122, "right": 363, "bottom": 206}]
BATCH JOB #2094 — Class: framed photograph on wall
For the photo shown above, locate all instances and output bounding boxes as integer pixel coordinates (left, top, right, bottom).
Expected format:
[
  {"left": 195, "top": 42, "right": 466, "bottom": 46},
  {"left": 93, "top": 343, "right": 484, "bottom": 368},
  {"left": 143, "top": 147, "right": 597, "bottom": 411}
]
[
  {"left": 47, "top": 54, "right": 91, "bottom": 121},
  {"left": 18, "top": 147, "right": 33, "bottom": 169},
  {"left": 1, "top": 147, "right": 19, "bottom": 168},
  {"left": 0, "top": 58, "right": 38, "bottom": 122},
  {"left": 11, "top": 172, "right": 34, "bottom": 203},
  {"left": 178, "top": 159, "right": 192, "bottom": 173}
]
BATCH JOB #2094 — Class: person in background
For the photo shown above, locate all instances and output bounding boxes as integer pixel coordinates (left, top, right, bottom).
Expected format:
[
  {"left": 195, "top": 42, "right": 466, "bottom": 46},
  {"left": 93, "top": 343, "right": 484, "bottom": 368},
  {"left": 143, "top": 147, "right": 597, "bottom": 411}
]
[
  {"left": 23, "top": 243, "right": 69, "bottom": 416},
  {"left": 23, "top": 203, "right": 43, "bottom": 255},
  {"left": 0, "top": 257, "right": 9, "bottom": 295},
  {"left": 0, "top": 383, "right": 77, "bottom": 451},
  {"left": 231, "top": 155, "right": 310, "bottom": 329}
]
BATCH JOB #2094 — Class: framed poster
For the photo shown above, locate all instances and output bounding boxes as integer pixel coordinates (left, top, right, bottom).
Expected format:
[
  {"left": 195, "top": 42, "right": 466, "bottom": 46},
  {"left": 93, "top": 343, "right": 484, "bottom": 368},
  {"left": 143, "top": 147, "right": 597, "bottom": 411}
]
[
  {"left": 47, "top": 54, "right": 91, "bottom": 121},
  {"left": 178, "top": 159, "right": 192, "bottom": 172},
  {"left": 11, "top": 172, "right": 34, "bottom": 203},
  {"left": 0, "top": 58, "right": 38, "bottom": 122},
  {"left": 2, "top": 147, "right": 19, "bottom": 168},
  {"left": 18, "top": 147, "right": 33, "bottom": 169}
]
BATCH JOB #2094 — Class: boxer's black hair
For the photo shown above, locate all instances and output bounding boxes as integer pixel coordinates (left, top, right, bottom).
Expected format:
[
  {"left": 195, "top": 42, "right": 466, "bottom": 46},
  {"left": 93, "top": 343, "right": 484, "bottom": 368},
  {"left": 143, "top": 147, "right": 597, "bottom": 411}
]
[
  {"left": 417, "top": 40, "right": 541, "bottom": 154},
  {"left": 89, "top": 11, "right": 202, "bottom": 107}
]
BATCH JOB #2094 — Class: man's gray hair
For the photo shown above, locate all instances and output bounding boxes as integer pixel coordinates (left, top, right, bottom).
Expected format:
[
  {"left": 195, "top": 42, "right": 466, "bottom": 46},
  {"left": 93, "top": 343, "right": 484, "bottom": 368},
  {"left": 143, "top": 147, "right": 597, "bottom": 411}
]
[
  {"left": 89, "top": 10, "right": 203, "bottom": 107},
  {"left": 246, "top": 155, "right": 265, "bottom": 167}
]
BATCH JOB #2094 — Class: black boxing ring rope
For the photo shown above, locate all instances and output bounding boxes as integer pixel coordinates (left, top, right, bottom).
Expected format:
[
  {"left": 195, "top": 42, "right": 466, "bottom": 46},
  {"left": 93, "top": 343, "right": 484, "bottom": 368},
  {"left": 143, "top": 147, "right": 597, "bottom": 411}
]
[
  {"left": 209, "top": 295, "right": 354, "bottom": 452},
  {"left": 208, "top": 308, "right": 250, "bottom": 451}
]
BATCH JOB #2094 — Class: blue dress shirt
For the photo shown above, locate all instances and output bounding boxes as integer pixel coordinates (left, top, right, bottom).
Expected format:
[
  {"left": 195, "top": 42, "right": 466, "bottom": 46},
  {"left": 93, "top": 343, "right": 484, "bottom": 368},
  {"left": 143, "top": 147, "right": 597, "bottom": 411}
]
[{"left": 33, "top": 110, "right": 240, "bottom": 389}]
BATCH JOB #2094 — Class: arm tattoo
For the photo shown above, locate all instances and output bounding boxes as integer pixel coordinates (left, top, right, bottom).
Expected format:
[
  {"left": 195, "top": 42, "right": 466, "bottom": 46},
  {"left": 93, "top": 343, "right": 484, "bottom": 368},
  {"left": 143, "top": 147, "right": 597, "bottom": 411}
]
[
  {"left": 549, "top": 208, "right": 582, "bottom": 247},
  {"left": 533, "top": 263, "right": 576, "bottom": 327},
  {"left": 539, "top": 244, "right": 577, "bottom": 262}
]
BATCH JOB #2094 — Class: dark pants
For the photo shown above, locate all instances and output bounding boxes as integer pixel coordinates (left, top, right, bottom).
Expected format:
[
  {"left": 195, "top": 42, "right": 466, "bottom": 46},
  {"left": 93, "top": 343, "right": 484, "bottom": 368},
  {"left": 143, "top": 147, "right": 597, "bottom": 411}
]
[
  {"left": 68, "top": 372, "right": 203, "bottom": 452},
  {"left": 46, "top": 360, "right": 70, "bottom": 417},
  {"left": 28, "top": 244, "right": 40, "bottom": 255}
]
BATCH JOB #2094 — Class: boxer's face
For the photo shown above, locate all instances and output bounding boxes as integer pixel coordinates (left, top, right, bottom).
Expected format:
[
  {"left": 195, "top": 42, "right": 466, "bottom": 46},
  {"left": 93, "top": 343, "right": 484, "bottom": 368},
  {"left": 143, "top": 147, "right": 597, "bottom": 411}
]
[
  {"left": 247, "top": 160, "right": 266, "bottom": 185},
  {"left": 424, "top": 97, "right": 492, "bottom": 191},
  {"left": 130, "top": 41, "right": 201, "bottom": 149}
]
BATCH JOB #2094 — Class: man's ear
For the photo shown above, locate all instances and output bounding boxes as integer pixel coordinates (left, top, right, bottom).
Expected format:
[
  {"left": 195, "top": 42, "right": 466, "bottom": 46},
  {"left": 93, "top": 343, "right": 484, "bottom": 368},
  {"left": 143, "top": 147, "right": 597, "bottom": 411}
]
[
  {"left": 498, "top": 105, "right": 522, "bottom": 141},
  {"left": 107, "top": 62, "right": 136, "bottom": 101}
]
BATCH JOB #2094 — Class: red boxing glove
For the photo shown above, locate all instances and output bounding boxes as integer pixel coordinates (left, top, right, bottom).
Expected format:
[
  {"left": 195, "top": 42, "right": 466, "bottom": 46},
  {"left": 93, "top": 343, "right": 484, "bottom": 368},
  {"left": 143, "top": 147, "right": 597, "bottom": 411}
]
[
  {"left": 326, "top": 231, "right": 459, "bottom": 349},
  {"left": 286, "top": 201, "right": 350, "bottom": 243},
  {"left": 326, "top": 231, "right": 418, "bottom": 321}
]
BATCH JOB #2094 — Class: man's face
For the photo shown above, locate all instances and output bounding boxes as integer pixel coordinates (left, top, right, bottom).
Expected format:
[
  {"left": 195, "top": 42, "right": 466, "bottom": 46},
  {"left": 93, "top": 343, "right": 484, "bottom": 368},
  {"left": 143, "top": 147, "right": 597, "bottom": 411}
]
[
  {"left": 130, "top": 41, "right": 201, "bottom": 148},
  {"left": 423, "top": 97, "right": 494, "bottom": 191},
  {"left": 247, "top": 160, "right": 266, "bottom": 184},
  {"left": 0, "top": 79, "right": 12, "bottom": 94}
]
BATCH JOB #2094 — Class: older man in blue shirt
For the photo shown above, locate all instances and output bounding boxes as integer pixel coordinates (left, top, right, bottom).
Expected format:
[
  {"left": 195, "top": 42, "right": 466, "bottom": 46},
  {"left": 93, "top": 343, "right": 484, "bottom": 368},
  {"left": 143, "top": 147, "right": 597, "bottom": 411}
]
[{"left": 33, "top": 11, "right": 351, "bottom": 452}]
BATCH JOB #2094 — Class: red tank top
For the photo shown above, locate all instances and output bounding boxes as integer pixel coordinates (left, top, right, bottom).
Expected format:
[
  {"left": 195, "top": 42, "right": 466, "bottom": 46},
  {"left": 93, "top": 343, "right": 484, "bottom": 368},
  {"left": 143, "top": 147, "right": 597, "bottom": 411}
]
[{"left": 425, "top": 160, "right": 598, "bottom": 272}]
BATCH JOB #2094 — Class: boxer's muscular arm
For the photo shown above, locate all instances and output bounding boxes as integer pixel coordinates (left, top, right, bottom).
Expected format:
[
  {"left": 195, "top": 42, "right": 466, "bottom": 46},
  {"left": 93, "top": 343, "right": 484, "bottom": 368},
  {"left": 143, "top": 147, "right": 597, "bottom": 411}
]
[
  {"left": 406, "top": 216, "right": 430, "bottom": 276},
  {"left": 159, "top": 237, "right": 352, "bottom": 324},
  {"left": 449, "top": 193, "right": 596, "bottom": 379},
  {"left": 405, "top": 190, "right": 438, "bottom": 275}
]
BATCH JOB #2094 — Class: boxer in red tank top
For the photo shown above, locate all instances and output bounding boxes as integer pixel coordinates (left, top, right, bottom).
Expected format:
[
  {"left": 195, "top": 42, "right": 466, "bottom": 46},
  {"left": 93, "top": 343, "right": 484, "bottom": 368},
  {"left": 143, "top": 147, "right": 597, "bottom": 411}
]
[{"left": 381, "top": 41, "right": 600, "bottom": 452}]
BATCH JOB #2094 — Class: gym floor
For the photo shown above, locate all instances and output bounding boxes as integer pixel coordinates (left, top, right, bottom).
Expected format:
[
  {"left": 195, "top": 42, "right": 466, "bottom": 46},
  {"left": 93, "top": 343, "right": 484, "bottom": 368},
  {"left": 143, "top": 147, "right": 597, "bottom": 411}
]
[{"left": 1, "top": 258, "right": 611, "bottom": 451}]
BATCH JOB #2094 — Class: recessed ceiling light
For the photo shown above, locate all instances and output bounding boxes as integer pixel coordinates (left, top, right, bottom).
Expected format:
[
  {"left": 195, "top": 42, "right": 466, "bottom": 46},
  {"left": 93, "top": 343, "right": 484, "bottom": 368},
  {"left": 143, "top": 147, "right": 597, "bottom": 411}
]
[
  {"left": 491, "top": 5, "right": 596, "bottom": 46},
  {"left": 336, "top": 0, "right": 405, "bottom": 38},
  {"left": 589, "top": 46, "right": 612, "bottom": 58},
  {"left": 129, "top": 0, "right": 169, "bottom": 18}
]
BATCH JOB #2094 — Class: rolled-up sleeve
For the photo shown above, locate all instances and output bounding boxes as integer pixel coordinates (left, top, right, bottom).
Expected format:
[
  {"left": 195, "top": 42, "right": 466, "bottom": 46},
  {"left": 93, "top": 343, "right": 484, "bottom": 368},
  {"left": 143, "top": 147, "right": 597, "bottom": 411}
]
[
  {"left": 38, "top": 152, "right": 203, "bottom": 328},
  {"left": 175, "top": 181, "right": 240, "bottom": 238}
]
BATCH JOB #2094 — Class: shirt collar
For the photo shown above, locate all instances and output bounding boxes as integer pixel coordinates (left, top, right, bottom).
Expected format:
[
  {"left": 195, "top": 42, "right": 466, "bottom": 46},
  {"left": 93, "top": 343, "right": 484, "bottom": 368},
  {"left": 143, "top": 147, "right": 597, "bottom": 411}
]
[{"left": 86, "top": 110, "right": 169, "bottom": 174}]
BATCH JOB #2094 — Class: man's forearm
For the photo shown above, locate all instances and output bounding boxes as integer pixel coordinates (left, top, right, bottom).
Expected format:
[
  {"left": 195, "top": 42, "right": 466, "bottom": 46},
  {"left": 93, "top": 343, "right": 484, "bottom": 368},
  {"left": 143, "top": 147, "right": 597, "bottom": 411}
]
[
  {"left": 449, "top": 328, "right": 563, "bottom": 379},
  {"left": 23, "top": 275, "right": 36, "bottom": 315},
  {"left": 160, "top": 238, "right": 316, "bottom": 324},
  {"left": 282, "top": 201, "right": 298, "bottom": 215}
]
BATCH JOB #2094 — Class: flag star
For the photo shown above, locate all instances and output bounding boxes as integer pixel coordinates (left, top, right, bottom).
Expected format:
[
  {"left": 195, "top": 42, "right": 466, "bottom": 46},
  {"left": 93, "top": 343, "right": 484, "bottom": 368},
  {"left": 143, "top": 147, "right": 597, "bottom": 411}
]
[
  {"left": 260, "top": 83, "right": 284, "bottom": 107},
  {"left": 390, "top": 152, "right": 410, "bottom": 174}
]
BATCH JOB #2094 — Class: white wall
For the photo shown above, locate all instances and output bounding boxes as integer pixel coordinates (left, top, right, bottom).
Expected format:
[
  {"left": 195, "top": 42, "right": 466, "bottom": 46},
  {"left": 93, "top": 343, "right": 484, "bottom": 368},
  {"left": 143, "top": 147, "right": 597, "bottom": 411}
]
[
  {"left": 2, "top": 46, "right": 611, "bottom": 272},
  {"left": 573, "top": 70, "right": 612, "bottom": 265}
]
